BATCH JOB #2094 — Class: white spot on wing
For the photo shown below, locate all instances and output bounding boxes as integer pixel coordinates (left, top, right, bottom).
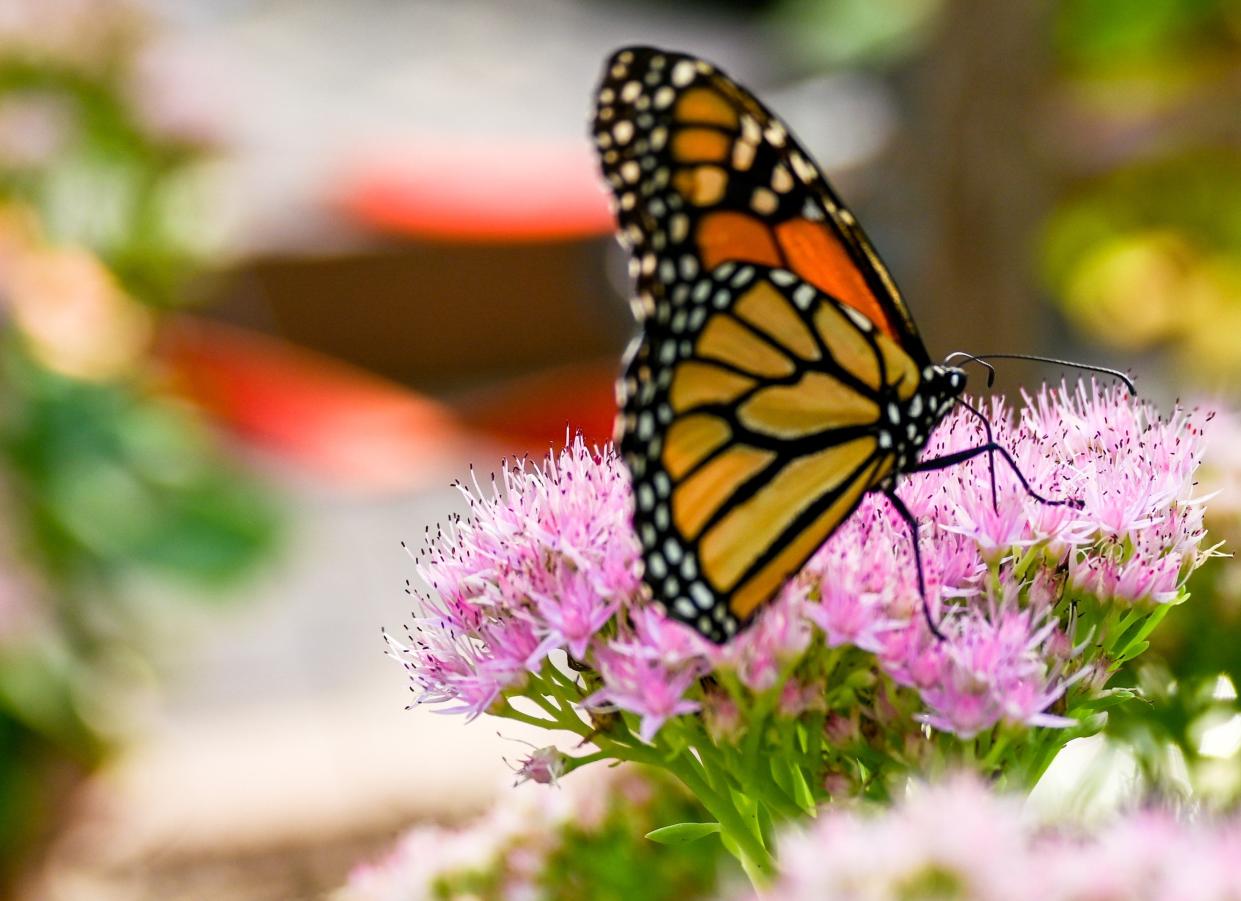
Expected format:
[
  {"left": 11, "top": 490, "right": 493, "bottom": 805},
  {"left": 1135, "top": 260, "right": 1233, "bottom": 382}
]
[{"left": 670, "top": 60, "right": 695, "bottom": 87}]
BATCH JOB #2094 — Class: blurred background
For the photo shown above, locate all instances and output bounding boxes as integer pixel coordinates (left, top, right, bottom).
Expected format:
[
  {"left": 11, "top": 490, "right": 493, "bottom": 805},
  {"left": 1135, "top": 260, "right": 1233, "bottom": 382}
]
[{"left": 0, "top": 0, "right": 1239, "bottom": 897}]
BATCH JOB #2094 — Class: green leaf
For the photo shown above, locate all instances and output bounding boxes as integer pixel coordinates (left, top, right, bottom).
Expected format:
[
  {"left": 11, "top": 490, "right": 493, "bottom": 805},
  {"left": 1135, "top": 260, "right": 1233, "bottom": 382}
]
[
  {"left": 770, "top": 755, "right": 792, "bottom": 795},
  {"left": 1075, "top": 689, "right": 1140, "bottom": 711},
  {"left": 1117, "top": 640, "right": 1151, "bottom": 664},
  {"left": 645, "top": 822, "right": 721, "bottom": 845},
  {"left": 788, "top": 762, "right": 818, "bottom": 815},
  {"left": 729, "top": 787, "right": 765, "bottom": 844}
]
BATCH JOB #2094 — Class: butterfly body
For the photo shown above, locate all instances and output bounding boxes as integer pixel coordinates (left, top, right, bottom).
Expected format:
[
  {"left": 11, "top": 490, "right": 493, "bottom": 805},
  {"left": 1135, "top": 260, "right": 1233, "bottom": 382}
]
[{"left": 593, "top": 46, "right": 971, "bottom": 642}]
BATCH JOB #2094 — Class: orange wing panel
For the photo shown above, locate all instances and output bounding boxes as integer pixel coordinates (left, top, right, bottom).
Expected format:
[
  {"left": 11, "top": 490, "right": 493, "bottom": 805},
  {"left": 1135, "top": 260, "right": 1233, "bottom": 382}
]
[
  {"left": 775, "top": 219, "right": 896, "bottom": 338},
  {"left": 697, "top": 212, "right": 782, "bottom": 270}
]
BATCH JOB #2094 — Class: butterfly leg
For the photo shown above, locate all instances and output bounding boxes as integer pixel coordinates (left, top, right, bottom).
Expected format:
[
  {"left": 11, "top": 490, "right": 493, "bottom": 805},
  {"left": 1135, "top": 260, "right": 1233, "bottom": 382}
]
[
  {"left": 952, "top": 398, "right": 998, "bottom": 512},
  {"left": 906, "top": 443, "right": 1080, "bottom": 509},
  {"left": 884, "top": 489, "right": 946, "bottom": 640}
]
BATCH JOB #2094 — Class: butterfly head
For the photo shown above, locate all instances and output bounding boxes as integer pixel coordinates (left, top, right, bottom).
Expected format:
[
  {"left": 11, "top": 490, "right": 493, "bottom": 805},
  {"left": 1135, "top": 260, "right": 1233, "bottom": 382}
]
[{"left": 920, "top": 364, "right": 968, "bottom": 419}]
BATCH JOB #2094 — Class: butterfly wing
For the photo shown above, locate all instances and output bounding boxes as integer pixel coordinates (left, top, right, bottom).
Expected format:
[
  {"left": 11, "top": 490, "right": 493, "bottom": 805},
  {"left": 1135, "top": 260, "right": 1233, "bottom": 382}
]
[
  {"left": 620, "top": 264, "right": 925, "bottom": 641},
  {"left": 595, "top": 47, "right": 935, "bottom": 640},
  {"left": 593, "top": 45, "right": 928, "bottom": 365}
]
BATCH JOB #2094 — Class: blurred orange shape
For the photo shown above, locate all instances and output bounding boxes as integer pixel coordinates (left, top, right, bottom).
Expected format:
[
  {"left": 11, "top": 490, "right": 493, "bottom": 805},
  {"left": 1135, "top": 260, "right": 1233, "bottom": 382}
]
[
  {"left": 336, "top": 138, "right": 613, "bottom": 242},
  {"left": 456, "top": 358, "right": 618, "bottom": 454},
  {"left": 9, "top": 248, "right": 154, "bottom": 382},
  {"left": 159, "top": 317, "right": 472, "bottom": 493}
]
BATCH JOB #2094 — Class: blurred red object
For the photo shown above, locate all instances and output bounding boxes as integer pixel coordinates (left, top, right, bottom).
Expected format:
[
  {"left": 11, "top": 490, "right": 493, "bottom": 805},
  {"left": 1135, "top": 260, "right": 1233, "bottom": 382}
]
[
  {"left": 336, "top": 138, "right": 614, "bottom": 242},
  {"left": 159, "top": 318, "right": 618, "bottom": 491},
  {"left": 455, "top": 358, "right": 618, "bottom": 452},
  {"left": 159, "top": 317, "right": 473, "bottom": 493}
]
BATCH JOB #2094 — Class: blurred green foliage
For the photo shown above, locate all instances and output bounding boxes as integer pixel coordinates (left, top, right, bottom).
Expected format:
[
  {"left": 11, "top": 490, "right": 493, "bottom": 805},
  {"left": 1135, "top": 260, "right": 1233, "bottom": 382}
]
[
  {"left": 0, "top": 60, "right": 212, "bottom": 308},
  {"left": 2, "top": 345, "right": 276, "bottom": 589},
  {"left": 1104, "top": 564, "right": 1241, "bottom": 807},
  {"left": 537, "top": 779, "right": 728, "bottom": 901},
  {"left": 0, "top": 3, "right": 278, "bottom": 884},
  {"left": 1041, "top": 153, "right": 1241, "bottom": 374},
  {"left": 770, "top": 0, "right": 945, "bottom": 70},
  {"left": 1044, "top": 0, "right": 1241, "bottom": 379},
  {"left": 1054, "top": 0, "right": 1241, "bottom": 82},
  {"left": 1043, "top": 0, "right": 1241, "bottom": 805}
]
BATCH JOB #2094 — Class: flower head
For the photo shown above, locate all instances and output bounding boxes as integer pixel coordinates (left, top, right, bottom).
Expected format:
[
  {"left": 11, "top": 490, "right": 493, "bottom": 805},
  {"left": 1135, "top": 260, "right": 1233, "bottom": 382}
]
[{"left": 394, "top": 385, "right": 1209, "bottom": 748}]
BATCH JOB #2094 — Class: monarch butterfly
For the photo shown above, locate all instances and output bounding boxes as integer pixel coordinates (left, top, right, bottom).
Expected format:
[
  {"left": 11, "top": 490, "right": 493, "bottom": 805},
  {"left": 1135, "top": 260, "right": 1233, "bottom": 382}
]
[{"left": 592, "top": 46, "right": 1081, "bottom": 643}]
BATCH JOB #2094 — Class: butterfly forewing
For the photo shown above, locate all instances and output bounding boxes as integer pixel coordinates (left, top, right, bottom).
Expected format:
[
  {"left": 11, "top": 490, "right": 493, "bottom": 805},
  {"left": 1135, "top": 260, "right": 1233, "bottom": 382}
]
[{"left": 593, "top": 46, "right": 927, "bottom": 362}]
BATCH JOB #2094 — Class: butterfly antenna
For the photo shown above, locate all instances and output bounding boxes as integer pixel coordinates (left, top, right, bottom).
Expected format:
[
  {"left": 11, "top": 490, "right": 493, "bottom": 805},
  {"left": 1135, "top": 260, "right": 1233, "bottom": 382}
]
[
  {"left": 943, "top": 352, "right": 996, "bottom": 388},
  {"left": 944, "top": 352, "right": 1136, "bottom": 395}
]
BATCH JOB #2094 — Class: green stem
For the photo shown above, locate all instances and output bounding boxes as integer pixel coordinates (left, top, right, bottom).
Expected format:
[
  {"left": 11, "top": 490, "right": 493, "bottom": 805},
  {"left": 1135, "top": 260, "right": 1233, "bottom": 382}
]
[
  {"left": 562, "top": 750, "right": 610, "bottom": 771},
  {"left": 661, "top": 751, "right": 776, "bottom": 884},
  {"left": 981, "top": 730, "right": 1012, "bottom": 771},
  {"left": 587, "top": 729, "right": 775, "bottom": 886},
  {"left": 494, "top": 702, "right": 560, "bottom": 731},
  {"left": 545, "top": 662, "right": 584, "bottom": 695},
  {"left": 527, "top": 689, "right": 571, "bottom": 724},
  {"left": 527, "top": 671, "right": 595, "bottom": 737}
]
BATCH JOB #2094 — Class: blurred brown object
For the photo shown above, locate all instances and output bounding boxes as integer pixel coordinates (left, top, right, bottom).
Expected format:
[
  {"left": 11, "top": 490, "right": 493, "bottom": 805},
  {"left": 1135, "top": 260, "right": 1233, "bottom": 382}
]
[
  {"left": 210, "top": 235, "right": 629, "bottom": 395},
  {"left": 204, "top": 123, "right": 630, "bottom": 393}
]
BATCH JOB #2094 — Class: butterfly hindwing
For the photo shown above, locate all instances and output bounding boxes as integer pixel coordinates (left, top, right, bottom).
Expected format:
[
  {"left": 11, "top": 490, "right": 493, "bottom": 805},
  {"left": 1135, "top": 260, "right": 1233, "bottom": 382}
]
[
  {"left": 593, "top": 45, "right": 928, "bottom": 365},
  {"left": 621, "top": 264, "right": 926, "bottom": 640}
]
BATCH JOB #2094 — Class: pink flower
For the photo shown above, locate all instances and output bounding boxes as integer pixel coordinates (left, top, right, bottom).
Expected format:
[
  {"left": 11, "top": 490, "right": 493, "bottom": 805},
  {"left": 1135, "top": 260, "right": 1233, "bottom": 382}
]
[
  {"left": 585, "top": 644, "right": 702, "bottom": 742},
  {"left": 755, "top": 775, "right": 1241, "bottom": 901},
  {"left": 511, "top": 746, "right": 566, "bottom": 786},
  {"left": 618, "top": 604, "right": 718, "bottom": 667},
  {"left": 702, "top": 690, "right": 743, "bottom": 743},
  {"left": 397, "top": 438, "right": 644, "bottom": 716},
  {"left": 527, "top": 570, "right": 619, "bottom": 661},
  {"left": 779, "top": 678, "right": 827, "bottom": 718},
  {"left": 722, "top": 593, "right": 813, "bottom": 692},
  {"left": 478, "top": 616, "right": 545, "bottom": 683},
  {"left": 945, "top": 493, "right": 1036, "bottom": 560},
  {"left": 386, "top": 620, "right": 505, "bottom": 720},
  {"left": 907, "top": 597, "right": 1072, "bottom": 737}
]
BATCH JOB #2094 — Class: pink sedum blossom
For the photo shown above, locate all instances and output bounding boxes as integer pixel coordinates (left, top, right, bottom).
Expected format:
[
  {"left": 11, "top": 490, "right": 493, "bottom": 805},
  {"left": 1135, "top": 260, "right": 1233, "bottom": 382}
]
[
  {"left": 391, "top": 384, "right": 1209, "bottom": 741},
  {"left": 586, "top": 645, "right": 703, "bottom": 742},
  {"left": 341, "top": 779, "right": 573, "bottom": 901},
  {"left": 511, "top": 745, "right": 566, "bottom": 787},
  {"left": 755, "top": 775, "right": 1241, "bottom": 901}
]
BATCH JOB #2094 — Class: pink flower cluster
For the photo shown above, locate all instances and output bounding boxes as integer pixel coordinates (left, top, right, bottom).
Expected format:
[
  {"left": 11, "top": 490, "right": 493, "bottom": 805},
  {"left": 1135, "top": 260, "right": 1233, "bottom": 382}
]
[
  {"left": 341, "top": 780, "right": 574, "bottom": 901},
  {"left": 759, "top": 776, "right": 1241, "bottom": 900},
  {"left": 392, "top": 445, "right": 640, "bottom": 719},
  {"left": 389, "top": 384, "right": 1208, "bottom": 740},
  {"left": 341, "top": 765, "right": 716, "bottom": 901}
]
